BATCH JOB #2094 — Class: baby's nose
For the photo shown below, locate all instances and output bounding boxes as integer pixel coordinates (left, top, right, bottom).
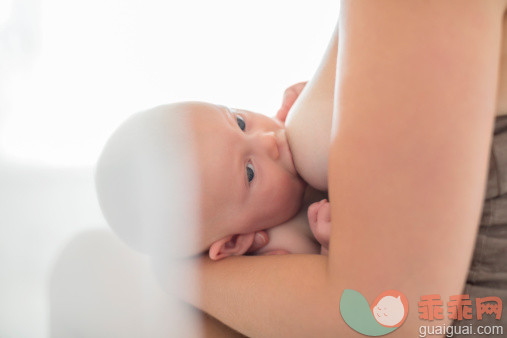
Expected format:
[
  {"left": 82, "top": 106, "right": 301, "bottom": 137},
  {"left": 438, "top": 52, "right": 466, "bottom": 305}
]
[{"left": 255, "top": 131, "right": 279, "bottom": 160}]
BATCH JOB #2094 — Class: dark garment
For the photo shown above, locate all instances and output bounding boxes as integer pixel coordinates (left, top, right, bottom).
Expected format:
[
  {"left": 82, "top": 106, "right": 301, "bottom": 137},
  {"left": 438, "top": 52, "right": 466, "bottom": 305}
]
[{"left": 451, "top": 115, "right": 507, "bottom": 337}]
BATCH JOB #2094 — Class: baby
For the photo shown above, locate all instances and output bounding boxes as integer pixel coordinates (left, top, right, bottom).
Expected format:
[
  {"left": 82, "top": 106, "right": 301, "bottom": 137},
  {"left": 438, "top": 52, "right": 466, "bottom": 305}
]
[{"left": 95, "top": 101, "right": 332, "bottom": 260}]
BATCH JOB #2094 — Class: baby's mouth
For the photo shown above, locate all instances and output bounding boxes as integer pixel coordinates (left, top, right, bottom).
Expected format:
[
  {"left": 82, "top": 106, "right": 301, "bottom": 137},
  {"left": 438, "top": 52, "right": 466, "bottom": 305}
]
[{"left": 277, "top": 129, "right": 298, "bottom": 177}]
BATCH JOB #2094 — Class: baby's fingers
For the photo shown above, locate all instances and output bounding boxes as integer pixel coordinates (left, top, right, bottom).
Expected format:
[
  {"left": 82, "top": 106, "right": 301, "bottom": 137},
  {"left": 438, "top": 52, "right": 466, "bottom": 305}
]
[
  {"left": 276, "top": 81, "right": 307, "bottom": 123},
  {"left": 307, "top": 200, "right": 323, "bottom": 229},
  {"left": 309, "top": 200, "right": 331, "bottom": 249},
  {"left": 246, "top": 231, "right": 269, "bottom": 253},
  {"left": 317, "top": 200, "right": 331, "bottom": 224}
]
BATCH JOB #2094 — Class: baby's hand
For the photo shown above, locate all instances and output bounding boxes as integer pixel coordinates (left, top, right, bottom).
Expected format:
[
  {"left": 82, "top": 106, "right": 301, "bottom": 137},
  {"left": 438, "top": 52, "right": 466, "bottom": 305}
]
[
  {"left": 246, "top": 231, "right": 269, "bottom": 254},
  {"left": 307, "top": 199, "right": 331, "bottom": 254},
  {"left": 276, "top": 81, "right": 307, "bottom": 123}
]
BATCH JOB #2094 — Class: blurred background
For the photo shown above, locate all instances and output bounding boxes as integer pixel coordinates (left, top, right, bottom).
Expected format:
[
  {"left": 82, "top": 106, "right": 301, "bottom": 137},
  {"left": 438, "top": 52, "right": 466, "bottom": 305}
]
[{"left": 0, "top": 0, "right": 339, "bottom": 336}]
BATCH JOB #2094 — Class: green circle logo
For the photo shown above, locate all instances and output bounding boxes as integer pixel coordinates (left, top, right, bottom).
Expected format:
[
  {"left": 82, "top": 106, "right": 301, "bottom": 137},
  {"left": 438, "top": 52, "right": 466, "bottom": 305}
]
[{"left": 340, "top": 289, "right": 409, "bottom": 336}]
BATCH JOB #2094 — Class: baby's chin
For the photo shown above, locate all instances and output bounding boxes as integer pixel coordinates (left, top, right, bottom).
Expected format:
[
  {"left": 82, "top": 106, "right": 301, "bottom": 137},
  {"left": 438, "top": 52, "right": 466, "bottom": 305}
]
[{"left": 277, "top": 189, "right": 306, "bottom": 224}]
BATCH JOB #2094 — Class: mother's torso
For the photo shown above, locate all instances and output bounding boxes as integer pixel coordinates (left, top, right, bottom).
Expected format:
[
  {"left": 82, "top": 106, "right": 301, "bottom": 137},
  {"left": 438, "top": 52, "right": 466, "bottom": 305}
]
[{"left": 286, "top": 13, "right": 507, "bottom": 192}]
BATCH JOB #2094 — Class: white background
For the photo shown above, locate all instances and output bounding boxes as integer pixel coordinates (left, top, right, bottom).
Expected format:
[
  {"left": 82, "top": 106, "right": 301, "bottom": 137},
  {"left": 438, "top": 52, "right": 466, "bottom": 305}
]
[{"left": 0, "top": 0, "right": 339, "bottom": 336}]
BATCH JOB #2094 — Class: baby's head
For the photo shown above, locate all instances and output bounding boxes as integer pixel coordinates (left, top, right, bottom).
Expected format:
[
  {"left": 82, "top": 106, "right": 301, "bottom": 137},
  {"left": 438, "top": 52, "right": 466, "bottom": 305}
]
[{"left": 95, "top": 102, "right": 306, "bottom": 260}]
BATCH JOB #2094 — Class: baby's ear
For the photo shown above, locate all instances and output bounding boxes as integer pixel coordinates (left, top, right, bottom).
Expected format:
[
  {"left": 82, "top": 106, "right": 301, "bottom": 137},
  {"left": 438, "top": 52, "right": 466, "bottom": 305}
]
[{"left": 209, "top": 233, "right": 256, "bottom": 260}]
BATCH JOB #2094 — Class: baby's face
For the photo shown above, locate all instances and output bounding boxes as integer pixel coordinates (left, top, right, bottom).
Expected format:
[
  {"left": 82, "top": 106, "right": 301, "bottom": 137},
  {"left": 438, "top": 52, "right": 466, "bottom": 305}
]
[{"left": 187, "top": 103, "right": 306, "bottom": 250}]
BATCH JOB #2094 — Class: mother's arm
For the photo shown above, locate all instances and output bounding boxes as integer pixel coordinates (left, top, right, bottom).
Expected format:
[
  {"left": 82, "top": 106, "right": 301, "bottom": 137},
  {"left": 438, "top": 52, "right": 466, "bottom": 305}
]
[{"left": 177, "top": 1, "right": 507, "bottom": 336}]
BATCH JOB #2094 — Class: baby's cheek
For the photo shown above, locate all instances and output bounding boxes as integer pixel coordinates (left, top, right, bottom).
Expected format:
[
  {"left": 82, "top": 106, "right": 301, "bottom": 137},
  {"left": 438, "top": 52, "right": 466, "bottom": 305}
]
[{"left": 259, "top": 171, "right": 305, "bottom": 227}]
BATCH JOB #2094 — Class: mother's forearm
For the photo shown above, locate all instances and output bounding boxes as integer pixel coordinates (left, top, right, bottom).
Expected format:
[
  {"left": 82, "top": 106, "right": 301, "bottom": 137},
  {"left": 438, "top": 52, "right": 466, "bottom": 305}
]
[
  {"left": 198, "top": 308, "right": 247, "bottom": 338},
  {"left": 184, "top": 254, "right": 344, "bottom": 337}
]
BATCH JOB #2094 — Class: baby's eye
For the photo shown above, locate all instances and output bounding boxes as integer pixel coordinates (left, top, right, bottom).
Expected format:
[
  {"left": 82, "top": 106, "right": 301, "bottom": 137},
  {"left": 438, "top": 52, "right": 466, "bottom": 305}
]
[
  {"left": 246, "top": 163, "right": 255, "bottom": 183},
  {"left": 236, "top": 115, "right": 246, "bottom": 131}
]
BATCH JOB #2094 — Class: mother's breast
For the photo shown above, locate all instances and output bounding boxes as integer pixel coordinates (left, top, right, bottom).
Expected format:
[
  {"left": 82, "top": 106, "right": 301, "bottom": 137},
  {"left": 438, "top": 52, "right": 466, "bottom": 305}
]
[
  {"left": 285, "top": 87, "right": 333, "bottom": 191},
  {"left": 284, "top": 23, "right": 339, "bottom": 191}
]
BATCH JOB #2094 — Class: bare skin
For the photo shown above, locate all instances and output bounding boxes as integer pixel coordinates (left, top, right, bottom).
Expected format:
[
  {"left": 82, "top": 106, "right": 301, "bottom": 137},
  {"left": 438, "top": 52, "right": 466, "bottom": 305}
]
[{"left": 170, "top": 1, "right": 507, "bottom": 336}]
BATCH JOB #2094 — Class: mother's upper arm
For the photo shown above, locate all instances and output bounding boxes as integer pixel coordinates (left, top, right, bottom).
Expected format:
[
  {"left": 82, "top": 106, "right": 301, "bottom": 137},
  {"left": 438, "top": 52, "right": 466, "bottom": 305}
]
[{"left": 328, "top": 0, "right": 506, "bottom": 332}]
